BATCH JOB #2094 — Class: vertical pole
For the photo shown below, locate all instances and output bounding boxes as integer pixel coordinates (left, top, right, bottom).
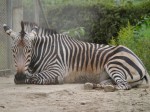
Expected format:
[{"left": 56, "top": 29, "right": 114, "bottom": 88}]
[
  {"left": 12, "top": 0, "right": 23, "bottom": 31},
  {"left": 33, "top": 0, "right": 39, "bottom": 24},
  {"left": 7, "top": 0, "right": 12, "bottom": 27},
  {"left": 6, "top": 0, "right": 13, "bottom": 70}
]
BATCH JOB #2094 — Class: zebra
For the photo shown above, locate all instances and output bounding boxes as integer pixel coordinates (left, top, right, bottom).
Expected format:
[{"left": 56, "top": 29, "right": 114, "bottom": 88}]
[{"left": 3, "top": 21, "right": 149, "bottom": 91}]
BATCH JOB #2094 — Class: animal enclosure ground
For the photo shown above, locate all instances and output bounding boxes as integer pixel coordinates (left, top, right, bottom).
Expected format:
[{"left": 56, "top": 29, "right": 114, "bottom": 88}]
[{"left": 0, "top": 75, "right": 150, "bottom": 112}]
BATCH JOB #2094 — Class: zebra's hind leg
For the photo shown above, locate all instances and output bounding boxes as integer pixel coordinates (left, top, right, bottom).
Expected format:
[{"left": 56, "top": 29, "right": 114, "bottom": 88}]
[
  {"left": 100, "top": 79, "right": 116, "bottom": 92},
  {"left": 105, "top": 65, "right": 131, "bottom": 90},
  {"left": 84, "top": 79, "right": 116, "bottom": 92},
  {"left": 115, "top": 79, "right": 131, "bottom": 90},
  {"left": 102, "top": 75, "right": 131, "bottom": 90},
  {"left": 99, "top": 71, "right": 116, "bottom": 92}
]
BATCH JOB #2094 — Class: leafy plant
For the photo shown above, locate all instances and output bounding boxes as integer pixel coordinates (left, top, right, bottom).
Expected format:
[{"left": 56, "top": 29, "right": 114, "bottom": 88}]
[
  {"left": 110, "top": 18, "right": 150, "bottom": 73},
  {"left": 135, "top": 15, "right": 150, "bottom": 39}
]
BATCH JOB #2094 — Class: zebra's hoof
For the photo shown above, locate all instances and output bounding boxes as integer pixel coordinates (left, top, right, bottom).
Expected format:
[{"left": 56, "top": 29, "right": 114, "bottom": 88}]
[
  {"left": 94, "top": 84, "right": 103, "bottom": 90},
  {"left": 104, "top": 85, "right": 115, "bottom": 92},
  {"left": 84, "top": 82, "right": 93, "bottom": 90}
]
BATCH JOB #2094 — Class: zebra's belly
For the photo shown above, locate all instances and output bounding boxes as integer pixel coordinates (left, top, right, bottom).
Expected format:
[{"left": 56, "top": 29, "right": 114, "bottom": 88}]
[{"left": 63, "top": 71, "right": 101, "bottom": 83}]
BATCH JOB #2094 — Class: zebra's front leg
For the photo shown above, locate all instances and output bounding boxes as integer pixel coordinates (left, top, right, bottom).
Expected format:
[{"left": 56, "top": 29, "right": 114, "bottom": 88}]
[{"left": 26, "top": 71, "right": 64, "bottom": 85}]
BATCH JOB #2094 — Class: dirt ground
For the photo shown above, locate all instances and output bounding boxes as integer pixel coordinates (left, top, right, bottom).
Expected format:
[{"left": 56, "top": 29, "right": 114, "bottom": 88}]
[{"left": 0, "top": 75, "right": 150, "bottom": 112}]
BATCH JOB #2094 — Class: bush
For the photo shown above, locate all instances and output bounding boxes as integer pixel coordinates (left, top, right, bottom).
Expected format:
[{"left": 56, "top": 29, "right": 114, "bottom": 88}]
[
  {"left": 110, "top": 18, "right": 150, "bottom": 73},
  {"left": 43, "top": 0, "right": 150, "bottom": 44}
]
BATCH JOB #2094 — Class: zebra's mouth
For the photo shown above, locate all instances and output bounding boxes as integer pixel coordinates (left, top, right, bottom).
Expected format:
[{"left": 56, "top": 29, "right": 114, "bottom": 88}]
[{"left": 14, "top": 74, "right": 26, "bottom": 84}]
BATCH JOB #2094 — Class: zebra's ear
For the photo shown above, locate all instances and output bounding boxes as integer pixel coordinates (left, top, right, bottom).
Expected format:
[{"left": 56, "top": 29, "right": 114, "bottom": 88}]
[
  {"left": 20, "top": 21, "right": 25, "bottom": 39},
  {"left": 3, "top": 24, "right": 16, "bottom": 40},
  {"left": 29, "top": 26, "right": 38, "bottom": 41}
]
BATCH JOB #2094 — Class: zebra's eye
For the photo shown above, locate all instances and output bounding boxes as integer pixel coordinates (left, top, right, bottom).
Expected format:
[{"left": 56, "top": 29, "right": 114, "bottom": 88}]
[
  {"left": 28, "top": 49, "right": 31, "bottom": 53},
  {"left": 25, "top": 46, "right": 31, "bottom": 53},
  {"left": 11, "top": 46, "right": 17, "bottom": 53},
  {"left": 11, "top": 48, "right": 15, "bottom": 52}
]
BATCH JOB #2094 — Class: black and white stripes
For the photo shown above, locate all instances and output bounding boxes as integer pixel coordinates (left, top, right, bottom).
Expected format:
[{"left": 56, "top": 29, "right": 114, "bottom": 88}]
[{"left": 3, "top": 21, "right": 149, "bottom": 90}]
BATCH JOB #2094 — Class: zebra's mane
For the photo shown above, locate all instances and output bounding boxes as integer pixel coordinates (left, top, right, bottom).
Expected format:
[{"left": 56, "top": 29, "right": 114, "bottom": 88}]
[{"left": 22, "top": 21, "right": 57, "bottom": 35}]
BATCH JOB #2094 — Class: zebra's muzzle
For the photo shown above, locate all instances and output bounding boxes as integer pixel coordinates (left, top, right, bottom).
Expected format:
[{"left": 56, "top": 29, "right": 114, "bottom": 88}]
[{"left": 14, "top": 73, "right": 26, "bottom": 84}]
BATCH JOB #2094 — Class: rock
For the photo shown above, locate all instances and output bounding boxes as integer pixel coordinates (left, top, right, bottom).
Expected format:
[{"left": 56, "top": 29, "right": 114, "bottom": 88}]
[
  {"left": 84, "top": 82, "right": 93, "bottom": 90},
  {"left": 104, "top": 85, "right": 115, "bottom": 92}
]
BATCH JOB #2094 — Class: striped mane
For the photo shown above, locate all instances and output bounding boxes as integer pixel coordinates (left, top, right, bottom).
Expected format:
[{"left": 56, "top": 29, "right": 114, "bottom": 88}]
[{"left": 22, "top": 21, "right": 57, "bottom": 35}]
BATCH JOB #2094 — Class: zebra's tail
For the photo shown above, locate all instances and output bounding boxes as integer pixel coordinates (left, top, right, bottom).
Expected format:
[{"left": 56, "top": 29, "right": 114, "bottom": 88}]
[
  {"left": 138, "top": 71, "right": 150, "bottom": 88},
  {"left": 145, "top": 71, "right": 150, "bottom": 84}
]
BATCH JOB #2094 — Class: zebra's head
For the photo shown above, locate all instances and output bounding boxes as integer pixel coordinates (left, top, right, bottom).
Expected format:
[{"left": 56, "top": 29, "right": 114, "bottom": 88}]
[{"left": 3, "top": 21, "right": 37, "bottom": 82}]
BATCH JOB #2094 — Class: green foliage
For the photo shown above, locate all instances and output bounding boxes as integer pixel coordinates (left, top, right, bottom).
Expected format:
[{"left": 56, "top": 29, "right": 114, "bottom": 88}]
[
  {"left": 62, "top": 27, "right": 86, "bottom": 40},
  {"left": 91, "top": 0, "right": 150, "bottom": 44},
  {"left": 42, "top": 0, "right": 115, "bottom": 7},
  {"left": 135, "top": 15, "right": 150, "bottom": 38},
  {"left": 118, "top": 22, "right": 135, "bottom": 47},
  {"left": 110, "top": 18, "right": 150, "bottom": 73},
  {"left": 40, "top": 0, "right": 150, "bottom": 44},
  {"left": 22, "top": 0, "right": 150, "bottom": 43}
]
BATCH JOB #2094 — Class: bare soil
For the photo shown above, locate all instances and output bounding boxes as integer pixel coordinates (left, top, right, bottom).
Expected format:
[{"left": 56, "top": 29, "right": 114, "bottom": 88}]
[{"left": 0, "top": 75, "right": 150, "bottom": 112}]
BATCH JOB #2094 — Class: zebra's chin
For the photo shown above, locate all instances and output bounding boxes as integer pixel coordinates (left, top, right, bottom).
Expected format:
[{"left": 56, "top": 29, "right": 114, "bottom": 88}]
[{"left": 14, "top": 73, "right": 26, "bottom": 84}]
